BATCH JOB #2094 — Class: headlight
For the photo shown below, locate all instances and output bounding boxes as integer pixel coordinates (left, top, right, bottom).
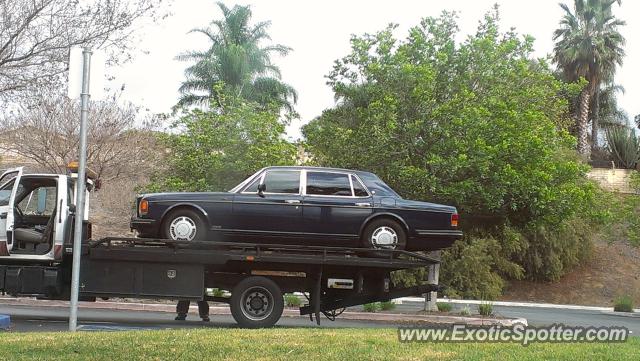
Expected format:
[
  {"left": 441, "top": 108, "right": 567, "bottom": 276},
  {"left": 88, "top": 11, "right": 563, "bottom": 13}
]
[{"left": 139, "top": 199, "right": 149, "bottom": 216}]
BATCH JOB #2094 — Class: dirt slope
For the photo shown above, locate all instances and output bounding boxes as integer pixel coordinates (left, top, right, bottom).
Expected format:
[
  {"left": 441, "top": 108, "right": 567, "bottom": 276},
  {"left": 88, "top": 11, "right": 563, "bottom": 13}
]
[{"left": 501, "top": 240, "right": 640, "bottom": 307}]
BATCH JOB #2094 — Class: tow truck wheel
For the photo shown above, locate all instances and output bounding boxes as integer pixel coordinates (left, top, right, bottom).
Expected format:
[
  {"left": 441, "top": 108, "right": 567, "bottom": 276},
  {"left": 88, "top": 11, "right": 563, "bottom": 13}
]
[
  {"left": 230, "top": 276, "right": 284, "bottom": 328},
  {"left": 161, "top": 208, "right": 206, "bottom": 241}
]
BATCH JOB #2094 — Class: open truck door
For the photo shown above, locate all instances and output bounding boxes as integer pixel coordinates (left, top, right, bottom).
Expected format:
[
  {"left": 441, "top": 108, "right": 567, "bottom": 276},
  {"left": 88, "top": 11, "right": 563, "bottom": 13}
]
[{"left": 0, "top": 167, "right": 24, "bottom": 256}]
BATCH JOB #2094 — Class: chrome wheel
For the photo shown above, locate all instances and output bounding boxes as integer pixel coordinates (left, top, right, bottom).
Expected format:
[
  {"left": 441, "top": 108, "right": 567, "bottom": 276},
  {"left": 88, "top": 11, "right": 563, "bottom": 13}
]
[
  {"left": 370, "top": 226, "right": 398, "bottom": 249},
  {"left": 240, "top": 286, "right": 274, "bottom": 321},
  {"left": 169, "top": 216, "right": 197, "bottom": 241}
]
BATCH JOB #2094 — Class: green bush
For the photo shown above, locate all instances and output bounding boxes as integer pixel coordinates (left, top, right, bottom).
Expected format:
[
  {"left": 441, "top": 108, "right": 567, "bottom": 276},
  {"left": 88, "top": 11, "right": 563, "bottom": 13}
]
[
  {"left": 284, "top": 294, "right": 302, "bottom": 307},
  {"left": 607, "top": 127, "right": 640, "bottom": 169},
  {"left": 303, "top": 9, "right": 607, "bottom": 298},
  {"left": 478, "top": 302, "right": 493, "bottom": 316},
  {"left": 212, "top": 288, "right": 225, "bottom": 297},
  {"left": 363, "top": 303, "right": 379, "bottom": 313},
  {"left": 613, "top": 295, "right": 634, "bottom": 312},
  {"left": 436, "top": 302, "right": 453, "bottom": 312},
  {"left": 601, "top": 193, "right": 640, "bottom": 247},
  {"left": 379, "top": 301, "right": 396, "bottom": 311},
  {"left": 145, "top": 94, "right": 297, "bottom": 193}
]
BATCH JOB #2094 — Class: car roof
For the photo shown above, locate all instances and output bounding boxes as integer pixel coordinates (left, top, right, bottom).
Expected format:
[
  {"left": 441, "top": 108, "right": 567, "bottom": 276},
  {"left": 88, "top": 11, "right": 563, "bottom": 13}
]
[{"left": 264, "top": 166, "right": 374, "bottom": 177}]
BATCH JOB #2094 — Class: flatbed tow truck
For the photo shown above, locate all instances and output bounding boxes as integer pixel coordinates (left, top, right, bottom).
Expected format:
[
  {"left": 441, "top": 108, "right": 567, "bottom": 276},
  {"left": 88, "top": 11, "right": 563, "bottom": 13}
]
[{"left": 0, "top": 166, "right": 440, "bottom": 328}]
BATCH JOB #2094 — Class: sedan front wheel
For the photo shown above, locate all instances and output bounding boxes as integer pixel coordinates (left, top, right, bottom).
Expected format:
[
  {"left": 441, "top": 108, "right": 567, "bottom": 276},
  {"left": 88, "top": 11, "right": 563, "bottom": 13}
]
[{"left": 162, "top": 209, "right": 207, "bottom": 241}]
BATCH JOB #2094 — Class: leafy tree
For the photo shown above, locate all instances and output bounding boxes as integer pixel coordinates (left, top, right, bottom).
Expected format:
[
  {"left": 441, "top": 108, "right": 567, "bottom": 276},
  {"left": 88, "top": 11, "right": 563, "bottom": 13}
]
[
  {"left": 304, "top": 10, "right": 606, "bottom": 298},
  {"left": 176, "top": 2, "right": 297, "bottom": 113},
  {"left": 149, "top": 90, "right": 297, "bottom": 192},
  {"left": 553, "top": 0, "right": 626, "bottom": 154}
]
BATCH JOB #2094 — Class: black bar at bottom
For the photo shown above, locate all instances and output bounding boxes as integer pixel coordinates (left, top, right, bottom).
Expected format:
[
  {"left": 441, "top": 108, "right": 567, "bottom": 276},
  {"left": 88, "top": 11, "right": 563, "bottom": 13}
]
[{"left": 299, "top": 284, "right": 439, "bottom": 315}]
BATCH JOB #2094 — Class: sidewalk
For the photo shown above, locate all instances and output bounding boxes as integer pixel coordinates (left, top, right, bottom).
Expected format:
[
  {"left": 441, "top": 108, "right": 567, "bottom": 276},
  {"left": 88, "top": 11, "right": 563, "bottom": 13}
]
[
  {"left": 0, "top": 297, "right": 527, "bottom": 327},
  {"left": 398, "top": 297, "right": 640, "bottom": 313}
]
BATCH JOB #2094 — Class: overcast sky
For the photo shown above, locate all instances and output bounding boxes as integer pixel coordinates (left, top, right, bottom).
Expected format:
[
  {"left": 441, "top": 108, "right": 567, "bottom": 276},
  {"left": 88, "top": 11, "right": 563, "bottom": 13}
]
[{"left": 112, "top": 0, "right": 639, "bottom": 139}]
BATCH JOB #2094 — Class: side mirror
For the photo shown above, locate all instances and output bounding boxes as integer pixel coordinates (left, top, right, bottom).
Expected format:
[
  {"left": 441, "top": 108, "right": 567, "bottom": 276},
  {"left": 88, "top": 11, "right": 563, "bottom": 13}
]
[{"left": 257, "top": 183, "right": 266, "bottom": 197}]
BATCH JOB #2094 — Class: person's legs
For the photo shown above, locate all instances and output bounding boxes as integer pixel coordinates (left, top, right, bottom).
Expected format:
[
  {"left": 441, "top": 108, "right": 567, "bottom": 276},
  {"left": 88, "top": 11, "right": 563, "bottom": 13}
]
[
  {"left": 175, "top": 300, "right": 190, "bottom": 320},
  {"left": 197, "top": 300, "right": 210, "bottom": 322}
]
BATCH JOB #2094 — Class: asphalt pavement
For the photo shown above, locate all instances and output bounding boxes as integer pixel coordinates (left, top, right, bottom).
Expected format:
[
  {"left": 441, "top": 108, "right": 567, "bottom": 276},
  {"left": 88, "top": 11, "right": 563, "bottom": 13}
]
[
  {"left": 0, "top": 304, "right": 395, "bottom": 332},
  {"left": 2, "top": 300, "right": 639, "bottom": 334}
]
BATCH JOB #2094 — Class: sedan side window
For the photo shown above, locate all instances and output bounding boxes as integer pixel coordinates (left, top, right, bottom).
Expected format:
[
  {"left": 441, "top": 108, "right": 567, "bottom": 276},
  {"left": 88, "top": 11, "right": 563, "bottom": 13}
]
[
  {"left": 306, "top": 172, "right": 352, "bottom": 196},
  {"left": 244, "top": 177, "right": 261, "bottom": 193},
  {"left": 263, "top": 170, "right": 300, "bottom": 194},
  {"left": 351, "top": 175, "right": 369, "bottom": 197}
]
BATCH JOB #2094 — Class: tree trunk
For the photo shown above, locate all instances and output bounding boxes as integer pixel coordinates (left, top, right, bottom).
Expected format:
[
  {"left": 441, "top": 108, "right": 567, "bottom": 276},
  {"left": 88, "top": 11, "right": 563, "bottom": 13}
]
[
  {"left": 577, "top": 88, "right": 590, "bottom": 155},
  {"left": 591, "top": 87, "right": 600, "bottom": 151}
]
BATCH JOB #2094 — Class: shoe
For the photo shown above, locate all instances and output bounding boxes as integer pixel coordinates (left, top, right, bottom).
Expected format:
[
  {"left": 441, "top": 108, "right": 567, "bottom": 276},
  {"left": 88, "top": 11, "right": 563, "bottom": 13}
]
[
  {"left": 175, "top": 314, "right": 187, "bottom": 321},
  {"left": 201, "top": 316, "right": 210, "bottom": 322}
]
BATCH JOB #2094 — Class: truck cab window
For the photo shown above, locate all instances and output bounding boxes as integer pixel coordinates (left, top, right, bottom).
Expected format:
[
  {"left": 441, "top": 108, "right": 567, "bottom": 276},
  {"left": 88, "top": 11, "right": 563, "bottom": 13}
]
[
  {"left": 0, "top": 179, "right": 15, "bottom": 206},
  {"left": 18, "top": 186, "right": 57, "bottom": 216}
]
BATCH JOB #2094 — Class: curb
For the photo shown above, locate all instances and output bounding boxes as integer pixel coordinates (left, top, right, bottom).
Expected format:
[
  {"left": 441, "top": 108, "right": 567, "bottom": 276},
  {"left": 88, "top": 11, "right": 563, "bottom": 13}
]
[
  {"left": 0, "top": 297, "right": 524, "bottom": 327},
  {"left": 0, "top": 314, "right": 10, "bottom": 329},
  {"left": 397, "top": 297, "right": 640, "bottom": 313}
]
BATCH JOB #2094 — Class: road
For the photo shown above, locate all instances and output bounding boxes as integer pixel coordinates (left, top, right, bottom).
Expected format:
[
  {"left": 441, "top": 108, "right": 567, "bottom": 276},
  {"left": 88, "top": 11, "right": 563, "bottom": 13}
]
[
  {"left": 0, "top": 304, "right": 392, "bottom": 332},
  {"left": 391, "top": 300, "right": 640, "bottom": 334},
  {"left": 2, "top": 301, "right": 639, "bottom": 333}
]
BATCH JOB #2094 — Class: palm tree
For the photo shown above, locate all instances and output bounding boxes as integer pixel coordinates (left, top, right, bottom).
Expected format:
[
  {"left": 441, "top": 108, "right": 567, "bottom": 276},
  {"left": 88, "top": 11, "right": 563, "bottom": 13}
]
[
  {"left": 553, "top": 0, "right": 625, "bottom": 154},
  {"left": 596, "top": 83, "right": 627, "bottom": 128},
  {"left": 176, "top": 2, "right": 297, "bottom": 112}
]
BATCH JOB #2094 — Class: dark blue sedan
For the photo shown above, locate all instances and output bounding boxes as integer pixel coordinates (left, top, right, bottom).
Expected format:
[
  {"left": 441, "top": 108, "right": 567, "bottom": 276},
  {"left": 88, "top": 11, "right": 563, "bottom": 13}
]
[{"left": 130, "top": 166, "right": 462, "bottom": 251}]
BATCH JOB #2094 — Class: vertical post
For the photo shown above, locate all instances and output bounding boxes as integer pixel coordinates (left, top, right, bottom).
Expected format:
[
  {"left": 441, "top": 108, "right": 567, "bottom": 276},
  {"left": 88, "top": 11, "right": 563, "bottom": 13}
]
[
  {"left": 424, "top": 250, "right": 441, "bottom": 312},
  {"left": 69, "top": 47, "right": 92, "bottom": 332}
]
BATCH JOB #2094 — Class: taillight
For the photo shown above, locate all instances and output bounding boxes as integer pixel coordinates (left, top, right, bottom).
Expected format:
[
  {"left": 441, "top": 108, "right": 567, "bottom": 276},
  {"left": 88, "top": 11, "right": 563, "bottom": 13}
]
[
  {"left": 139, "top": 199, "right": 149, "bottom": 216},
  {"left": 451, "top": 213, "right": 459, "bottom": 227}
]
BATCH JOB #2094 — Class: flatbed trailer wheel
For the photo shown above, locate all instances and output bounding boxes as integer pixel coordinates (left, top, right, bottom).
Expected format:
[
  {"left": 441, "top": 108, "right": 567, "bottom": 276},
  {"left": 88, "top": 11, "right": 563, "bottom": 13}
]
[{"left": 230, "top": 276, "right": 284, "bottom": 328}]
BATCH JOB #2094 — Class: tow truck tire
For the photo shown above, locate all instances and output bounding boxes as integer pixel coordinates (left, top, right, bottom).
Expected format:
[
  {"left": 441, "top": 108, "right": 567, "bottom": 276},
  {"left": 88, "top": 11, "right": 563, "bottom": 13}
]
[
  {"left": 161, "top": 208, "right": 207, "bottom": 241},
  {"left": 230, "top": 276, "right": 284, "bottom": 328}
]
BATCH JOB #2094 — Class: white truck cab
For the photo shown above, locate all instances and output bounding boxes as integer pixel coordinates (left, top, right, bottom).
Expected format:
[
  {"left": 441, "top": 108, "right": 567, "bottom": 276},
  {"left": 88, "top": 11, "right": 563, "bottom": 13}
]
[{"left": 0, "top": 165, "right": 94, "bottom": 262}]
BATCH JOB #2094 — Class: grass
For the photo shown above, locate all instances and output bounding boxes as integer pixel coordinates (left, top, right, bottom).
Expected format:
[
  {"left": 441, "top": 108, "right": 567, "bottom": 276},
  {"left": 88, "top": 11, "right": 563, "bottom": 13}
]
[
  {"left": 380, "top": 301, "right": 396, "bottom": 311},
  {"left": 478, "top": 301, "right": 494, "bottom": 316},
  {"left": 459, "top": 305, "right": 471, "bottom": 316},
  {"left": 284, "top": 294, "right": 302, "bottom": 307},
  {"left": 363, "top": 302, "right": 379, "bottom": 312},
  {"left": 614, "top": 295, "right": 635, "bottom": 312},
  {"left": 0, "top": 328, "right": 637, "bottom": 360},
  {"left": 436, "top": 302, "right": 452, "bottom": 312}
]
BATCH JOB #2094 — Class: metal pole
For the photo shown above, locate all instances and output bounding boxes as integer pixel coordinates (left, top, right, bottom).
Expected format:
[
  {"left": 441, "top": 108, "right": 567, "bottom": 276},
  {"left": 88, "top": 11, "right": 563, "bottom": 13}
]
[
  {"left": 69, "top": 47, "right": 92, "bottom": 331},
  {"left": 424, "top": 250, "right": 441, "bottom": 312}
]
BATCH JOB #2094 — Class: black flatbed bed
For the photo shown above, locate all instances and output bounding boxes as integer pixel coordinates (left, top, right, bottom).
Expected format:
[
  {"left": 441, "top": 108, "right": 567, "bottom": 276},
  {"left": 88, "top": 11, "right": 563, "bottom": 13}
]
[{"left": 3, "top": 237, "right": 439, "bottom": 327}]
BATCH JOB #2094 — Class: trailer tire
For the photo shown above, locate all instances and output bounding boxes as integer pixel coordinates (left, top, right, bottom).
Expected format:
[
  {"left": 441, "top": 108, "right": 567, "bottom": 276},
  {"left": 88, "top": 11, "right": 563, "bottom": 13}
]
[{"left": 230, "top": 276, "right": 284, "bottom": 328}]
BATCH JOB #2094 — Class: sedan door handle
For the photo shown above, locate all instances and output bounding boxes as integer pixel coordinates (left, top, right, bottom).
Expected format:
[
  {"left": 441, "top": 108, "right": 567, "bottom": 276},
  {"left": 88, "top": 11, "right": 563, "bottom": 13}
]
[
  {"left": 285, "top": 199, "right": 301, "bottom": 204},
  {"left": 355, "top": 202, "right": 372, "bottom": 207}
]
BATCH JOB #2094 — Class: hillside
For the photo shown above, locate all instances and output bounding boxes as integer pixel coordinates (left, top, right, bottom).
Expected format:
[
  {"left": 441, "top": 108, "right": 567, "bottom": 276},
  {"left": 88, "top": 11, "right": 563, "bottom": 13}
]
[{"left": 501, "top": 239, "right": 640, "bottom": 307}]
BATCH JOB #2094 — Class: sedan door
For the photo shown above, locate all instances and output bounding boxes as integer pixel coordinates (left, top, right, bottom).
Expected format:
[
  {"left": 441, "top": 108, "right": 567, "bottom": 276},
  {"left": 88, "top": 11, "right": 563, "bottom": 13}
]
[
  {"left": 301, "top": 171, "right": 373, "bottom": 245},
  {"left": 231, "top": 169, "right": 304, "bottom": 240}
]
